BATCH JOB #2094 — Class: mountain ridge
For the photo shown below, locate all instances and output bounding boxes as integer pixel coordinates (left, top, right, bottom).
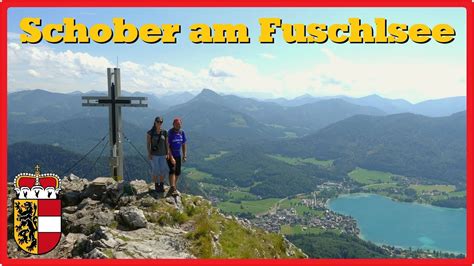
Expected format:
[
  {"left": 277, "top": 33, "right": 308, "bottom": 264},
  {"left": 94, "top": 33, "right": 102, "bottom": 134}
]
[
  {"left": 264, "top": 111, "right": 466, "bottom": 186},
  {"left": 7, "top": 176, "right": 307, "bottom": 259}
]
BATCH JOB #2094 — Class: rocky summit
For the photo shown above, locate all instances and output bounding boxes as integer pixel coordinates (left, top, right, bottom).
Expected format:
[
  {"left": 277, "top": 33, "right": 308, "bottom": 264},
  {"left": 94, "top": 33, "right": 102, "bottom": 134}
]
[{"left": 7, "top": 174, "right": 307, "bottom": 259}]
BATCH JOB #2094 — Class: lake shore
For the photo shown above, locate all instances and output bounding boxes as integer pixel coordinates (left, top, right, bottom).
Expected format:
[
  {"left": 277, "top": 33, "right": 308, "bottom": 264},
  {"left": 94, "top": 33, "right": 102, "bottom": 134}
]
[{"left": 327, "top": 193, "right": 466, "bottom": 255}]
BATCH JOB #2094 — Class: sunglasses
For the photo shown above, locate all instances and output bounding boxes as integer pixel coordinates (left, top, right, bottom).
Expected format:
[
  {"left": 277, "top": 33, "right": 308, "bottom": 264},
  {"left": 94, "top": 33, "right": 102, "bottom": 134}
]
[{"left": 155, "top": 120, "right": 163, "bottom": 124}]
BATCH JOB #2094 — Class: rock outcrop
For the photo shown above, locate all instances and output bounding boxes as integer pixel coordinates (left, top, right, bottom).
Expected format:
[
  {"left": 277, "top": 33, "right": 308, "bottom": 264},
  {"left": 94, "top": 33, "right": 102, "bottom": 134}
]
[{"left": 7, "top": 174, "right": 307, "bottom": 259}]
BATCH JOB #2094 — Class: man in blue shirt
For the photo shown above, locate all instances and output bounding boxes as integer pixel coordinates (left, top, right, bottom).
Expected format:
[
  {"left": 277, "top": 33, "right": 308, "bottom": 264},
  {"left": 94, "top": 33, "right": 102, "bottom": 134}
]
[{"left": 166, "top": 117, "right": 187, "bottom": 197}]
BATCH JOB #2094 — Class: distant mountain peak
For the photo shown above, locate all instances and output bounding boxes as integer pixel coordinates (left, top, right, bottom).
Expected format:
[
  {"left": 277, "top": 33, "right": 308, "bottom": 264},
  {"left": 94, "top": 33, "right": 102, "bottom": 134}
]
[
  {"left": 199, "top": 88, "right": 220, "bottom": 96},
  {"left": 293, "top": 93, "right": 314, "bottom": 100},
  {"left": 192, "top": 88, "right": 222, "bottom": 102},
  {"left": 362, "top": 94, "right": 383, "bottom": 99},
  {"left": 19, "top": 89, "right": 50, "bottom": 94}
]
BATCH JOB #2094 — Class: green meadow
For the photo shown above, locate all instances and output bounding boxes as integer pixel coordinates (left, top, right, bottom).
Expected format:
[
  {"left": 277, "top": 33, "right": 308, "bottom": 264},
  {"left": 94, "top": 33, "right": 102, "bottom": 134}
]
[
  {"left": 348, "top": 167, "right": 393, "bottom": 185},
  {"left": 204, "top": 151, "right": 229, "bottom": 161},
  {"left": 227, "top": 190, "right": 259, "bottom": 201},
  {"left": 267, "top": 154, "right": 333, "bottom": 168},
  {"left": 217, "top": 198, "right": 280, "bottom": 215},
  {"left": 184, "top": 167, "right": 215, "bottom": 181},
  {"left": 409, "top": 184, "right": 456, "bottom": 193}
]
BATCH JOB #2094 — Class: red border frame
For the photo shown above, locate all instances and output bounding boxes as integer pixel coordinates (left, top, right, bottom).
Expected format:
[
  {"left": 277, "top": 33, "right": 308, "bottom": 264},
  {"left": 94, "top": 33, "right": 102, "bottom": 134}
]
[{"left": 0, "top": 0, "right": 472, "bottom": 265}]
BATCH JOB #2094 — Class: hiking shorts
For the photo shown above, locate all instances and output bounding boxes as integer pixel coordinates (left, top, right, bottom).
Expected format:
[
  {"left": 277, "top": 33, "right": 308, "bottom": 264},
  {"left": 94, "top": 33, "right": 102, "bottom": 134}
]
[
  {"left": 150, "top": 155, "right": 169, "bottom": 177},
  {"left": 167, "top": 156, "right": 182, "bottom": 176}
]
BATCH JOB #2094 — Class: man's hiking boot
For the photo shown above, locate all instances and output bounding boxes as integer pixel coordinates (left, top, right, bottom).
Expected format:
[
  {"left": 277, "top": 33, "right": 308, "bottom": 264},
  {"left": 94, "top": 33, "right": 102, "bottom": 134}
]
[
  {"left": 172, "top": 188, "right": 180, "bottom": 197},
  {"left": 165, "top": 186, "right": 174, "bottom": 197},
  {"left": 156, "top": 182, "right": 165, "bottom": 193},
  {"left": 166, "top": 186, "right": 179, "bottom": 197}
]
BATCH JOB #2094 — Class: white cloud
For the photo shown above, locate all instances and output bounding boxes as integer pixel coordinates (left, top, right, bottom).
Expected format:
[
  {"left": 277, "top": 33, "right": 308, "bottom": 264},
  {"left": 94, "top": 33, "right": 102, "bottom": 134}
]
[
  {"left": 204, "top": 56, "right": 282, "bottom": 95},
  {"left": 208, "top": 56, "right": 257, "bottom": 77},
  {"left": 7, "top": 32, "right": 21, "bottom": 41},
  {"left": 27, "top": 69, "right": 40, "bottom": 78},
  {"left": 281, "top": 48, "right": 466, "bottom": 102},
  {"left": 121, "top": 61, "right": 204, "bottom": 92},
  {"left": 7, "top": 42, "right": 466, "bottom": 102},
  {"left": 8, "top": 43, "right": 113, "bottom": 92}
]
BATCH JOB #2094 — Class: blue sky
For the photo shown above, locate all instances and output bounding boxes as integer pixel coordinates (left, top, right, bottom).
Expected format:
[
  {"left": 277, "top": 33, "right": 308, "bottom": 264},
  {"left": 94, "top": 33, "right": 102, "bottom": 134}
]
[{"left": 7, "top": 8, "right": 466, "bottom": 102}]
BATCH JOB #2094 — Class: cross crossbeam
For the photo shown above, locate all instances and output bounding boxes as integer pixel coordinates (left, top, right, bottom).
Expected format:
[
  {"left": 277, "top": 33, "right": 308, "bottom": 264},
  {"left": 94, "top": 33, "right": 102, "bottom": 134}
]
[{"left": 81, "top": 68, "right": 148, "bottom": 181}]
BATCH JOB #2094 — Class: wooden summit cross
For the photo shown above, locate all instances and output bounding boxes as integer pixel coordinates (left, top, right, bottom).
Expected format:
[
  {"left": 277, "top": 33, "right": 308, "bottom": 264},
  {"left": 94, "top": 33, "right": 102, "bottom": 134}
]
[{"left": 82, "top": 68, "right": 148, "bottom": 181}]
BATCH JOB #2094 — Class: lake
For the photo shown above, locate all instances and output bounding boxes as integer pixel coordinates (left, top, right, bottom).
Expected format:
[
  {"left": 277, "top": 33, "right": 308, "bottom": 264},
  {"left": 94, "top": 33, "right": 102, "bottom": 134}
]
[{"left": 327, "top": 193, "right": 466, "bottom": 254}]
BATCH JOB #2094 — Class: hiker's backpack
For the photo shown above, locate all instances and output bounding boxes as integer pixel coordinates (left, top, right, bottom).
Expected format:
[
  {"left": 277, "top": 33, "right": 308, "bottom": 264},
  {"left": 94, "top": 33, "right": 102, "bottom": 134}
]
[{"left": 150, "top": 129, "right": 167, "bottom": 152}]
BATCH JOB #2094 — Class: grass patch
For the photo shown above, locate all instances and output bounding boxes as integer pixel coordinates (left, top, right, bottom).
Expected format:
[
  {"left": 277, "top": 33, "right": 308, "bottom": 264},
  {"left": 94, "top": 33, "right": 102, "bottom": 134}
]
[
  {"left": 240, "top": 181, "right": 263, "bottom": 192},
  {"left": 362, "top": 183, "right": 399, "bottom": 190},
  {"left": 449, "top": 191, "right": 466, "bottom": 197},
  {"left": 109, "top": 220, "right": 118, "bottom": 229},
  {"left": 217, "top": 198, "right": 280, "bottom": 215},
  {"left": 146, "top": 199, "right": 192, "bottom": 226},
  {"left": 184, "top": 168, "right": 214, "bottom": 181},
  {"left": 187, "top": 209, "right": 306, "bottom": 258},
  {"left": 278, "top": 198, "right": 300, "bottom": 209},
  {"left": 102, "top": 248, "right": 115, "bottom": 258},
  {"left": 348, "top": 167, "right": 393, "bottom": 185},
  {"left": 115, "top": 234, "right": 132, "bottom": 242},
  {"left": 218, "top": 219, "right": 300, "bottom": 258},
  {"left": 227, "top": 190, "right": 259, "bottom": 201},
  {"left": 199, "top": 182, "right": 230, "bottom": 198},
  {"left": 293, "top": 205, "right": 324, "bottom": 217},
  {"left": 228, "top": 114, "right": 248, "bottom": 128},
  {"left": 265, "top": 123, "right": 286, "bottom": 129},
  {"left": 278, "top": 198, "right": 324, "bottom": 217},
  {"left": 186, "top": 212, "right": 218, "bottom": 258},
  {"left": 267, "top": 154, "right": 333, "bottom": 168},
  {"left": 283, "top": 132, "right": 298, "bottom": 139},
  {"left": 204, "top": 151, "right": 229, "bottom": 161},
  {"left": 409, "top": 184, "right": 456, "bottom": 193}
]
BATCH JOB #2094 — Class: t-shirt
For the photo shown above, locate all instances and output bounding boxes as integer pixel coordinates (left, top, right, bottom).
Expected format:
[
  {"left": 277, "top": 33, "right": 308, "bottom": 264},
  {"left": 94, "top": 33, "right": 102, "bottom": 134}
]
[
  {"left": 147, "top": 129, "right": 168, "bottom": 156},
  {"left": 168, "top": 129, "right": 186, "bottom": 157}
]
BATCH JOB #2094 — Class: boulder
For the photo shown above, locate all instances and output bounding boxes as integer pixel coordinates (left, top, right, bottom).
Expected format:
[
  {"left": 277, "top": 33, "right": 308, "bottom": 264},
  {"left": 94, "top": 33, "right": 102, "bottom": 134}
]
[
  {"left": 82, "top": 177, "right": 117, "bottom": 200},
  {"left": 89, "top": 227, "right": 124, "bottom": 249},
  {"left": 139, "top": 194, "right": 156, "bottom": 208},
  {"left": 56, "top": 233, "right": 87, "bottom": 258},
  {"left": 67, "top": 173, "right": 81, "bottom": 181},
  {"left": 77, "top": 198, "right": 101, "bottom": 211},
  {"left": 63, "top": 206, "right": 78, "bottom": 214},
  {"left": 118, "top": 206, "right": 147, "bottom": 230},
  {"left": 129, "top": 179, "right": 150, "bottom": 195},
  {"left": 85, "top": 248, "right": 108, "bottom": 258},
  {"left": 118, "top": 195, "right": 136, "bottom": 207},
  {"left": 61, "top": 175, "right": 89, "bottom": 192},
  {"left": 64, "top": 209, "right": 115, "bottom": 236},
  {"left": 62, "top": 191, "right": 83, "bottom": 206}
]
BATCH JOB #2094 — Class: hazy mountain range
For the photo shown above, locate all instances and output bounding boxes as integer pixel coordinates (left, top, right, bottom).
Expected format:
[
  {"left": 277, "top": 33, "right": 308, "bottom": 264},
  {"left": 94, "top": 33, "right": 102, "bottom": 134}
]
[
  {"left": 8, "top": 88, "right": 465, "bottom": 137},
  {"left": 265, "top": 93, "right": 466, "bottom": 117},
  {"left": 7, "top": 88, "right": 466, "bottom": 192}
]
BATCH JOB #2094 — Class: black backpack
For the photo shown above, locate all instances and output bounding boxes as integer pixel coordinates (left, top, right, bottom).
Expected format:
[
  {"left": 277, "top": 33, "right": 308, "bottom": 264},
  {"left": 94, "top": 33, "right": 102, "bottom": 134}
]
[{"left": 150, "top": 129, "right": 167, "bottom": 152}]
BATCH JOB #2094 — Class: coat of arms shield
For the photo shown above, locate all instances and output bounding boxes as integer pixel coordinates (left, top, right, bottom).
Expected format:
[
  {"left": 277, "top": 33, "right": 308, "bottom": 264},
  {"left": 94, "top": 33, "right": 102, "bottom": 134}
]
[{"left": 13, "top": 165, "right": 62, "bottom": 255}]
